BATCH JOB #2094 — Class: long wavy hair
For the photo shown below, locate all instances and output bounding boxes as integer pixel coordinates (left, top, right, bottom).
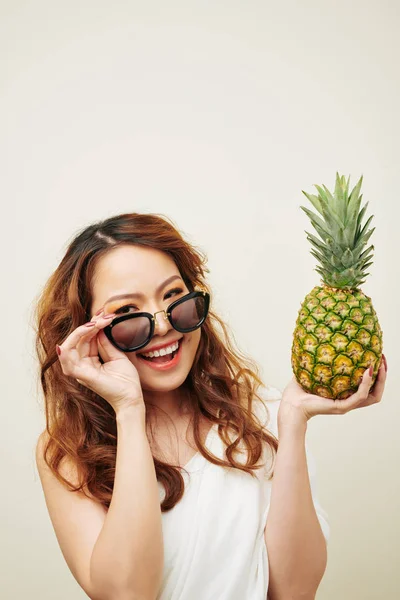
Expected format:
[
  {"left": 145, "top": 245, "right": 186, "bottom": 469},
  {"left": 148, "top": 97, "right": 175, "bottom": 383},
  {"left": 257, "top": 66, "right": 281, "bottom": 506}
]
[{"left": 34, "top": 212, "right": 279, "bottom": 512}]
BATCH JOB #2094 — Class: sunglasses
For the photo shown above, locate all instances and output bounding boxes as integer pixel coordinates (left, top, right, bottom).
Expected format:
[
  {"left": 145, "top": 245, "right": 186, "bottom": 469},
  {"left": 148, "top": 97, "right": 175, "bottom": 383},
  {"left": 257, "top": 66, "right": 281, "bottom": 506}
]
[{"left": 103, "top": 289, "right": 210, "bottom": 353}]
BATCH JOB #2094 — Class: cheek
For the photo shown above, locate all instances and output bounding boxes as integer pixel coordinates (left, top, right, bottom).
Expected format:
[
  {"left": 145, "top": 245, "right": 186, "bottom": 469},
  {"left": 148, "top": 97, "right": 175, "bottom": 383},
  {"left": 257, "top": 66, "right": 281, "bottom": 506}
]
[{"left": 186, "top": 329, "right": 201, "bottom": 355}]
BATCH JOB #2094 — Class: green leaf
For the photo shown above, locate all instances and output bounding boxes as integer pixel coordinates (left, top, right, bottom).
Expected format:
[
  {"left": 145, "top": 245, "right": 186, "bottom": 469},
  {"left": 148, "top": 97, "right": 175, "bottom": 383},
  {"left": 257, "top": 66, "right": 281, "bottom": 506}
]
[
  {"left": 302, "top": 191, "right": 324, "bottom": 215},
  {"left": 360, "top": 261, "right": 373, "bottom": 271},
  {"left": 358, "top": 244, "right": 374, "bottom": 260},
  {"left": 315, "top": 266, "right": 334, "bottom": 284},
  {"left": 334, "top": 172, "right": 344, "bottom": 202},
  {"left": 314, "top": 184, "right": 346, "bottom": 232},
  {"left": 309, "top": 246, "right": 334, "bottom": 265},
  {"left": 342, "top": 218, "right": 356, "bottom": 246},
  {"left": 306, "top": 231, "right": 326, "bottom": 250},
  {"left": 353, "top": 254, "right": 374, "bottom": 271},
  {"left": 344, "top": 175, "right": 351, "bottom": 204},
  {"left": 331, "top": 271, "right": 343, "bottom": 285},
  {"left": 321, "top": 184, "right": 335, "bottom": 203},
  {"left": 354, "top": 201, "right": 369, "bottom": 243},
  {"left": 356, "top": 214, "right": 374, "bottom": 243},
  {"left": 310, "top": 250, "right": 333, "bottom": 270},
  {"left": 346, "top": 175, "right": 363, "bottom": 239},
  {"left": 333, "top": 175, "right": 347, "bottom": 224},
  {"left": 354, "top": 227, "right": 375, "bottom": 255},
  {"left": 324, "top": 236, "right": 346, "bottom": 258},
  {"left": 306, "top": 231, "right": 343, "bottom": 261},
  {"left": 300, "top": 206, "right": 332, "bottom": 241},
  {"left": 329, "top": 253, "right": 342, "bottom": 268},
  {"left": 331, "top": 267, "right": 357, "bottom": 286},
  {"left": 341, "top": 248, "right": 354, "bottom": 267},
  {"left": 315, "top": 265, "right": 334, "bottom": 276},
  {"left": 347, "top": 201, "right": 363, "bottom": 244},
  {"left": 323, "top": 183, "right": 348, "bottom": 229}
]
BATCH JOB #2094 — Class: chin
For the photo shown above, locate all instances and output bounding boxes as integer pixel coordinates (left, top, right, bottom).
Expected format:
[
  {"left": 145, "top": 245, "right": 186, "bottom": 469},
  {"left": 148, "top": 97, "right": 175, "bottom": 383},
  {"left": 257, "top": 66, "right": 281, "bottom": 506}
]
[{"left": 142, "top": 379, "right": 185, "bottom": 393}]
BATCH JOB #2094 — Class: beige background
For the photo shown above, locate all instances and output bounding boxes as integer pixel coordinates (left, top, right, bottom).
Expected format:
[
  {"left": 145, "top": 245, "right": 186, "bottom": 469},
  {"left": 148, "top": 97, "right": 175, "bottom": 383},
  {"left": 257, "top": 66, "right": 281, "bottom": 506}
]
[{"left": 1, "top": 1, "right": 399, "bottom": 598}]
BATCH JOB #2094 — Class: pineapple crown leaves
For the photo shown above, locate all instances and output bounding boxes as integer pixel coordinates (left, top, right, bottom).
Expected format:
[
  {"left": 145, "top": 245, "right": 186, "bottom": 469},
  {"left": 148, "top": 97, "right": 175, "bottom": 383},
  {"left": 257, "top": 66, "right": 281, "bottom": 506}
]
[{"left": 300, "top": 172, "right": 375, "bottom": 289}]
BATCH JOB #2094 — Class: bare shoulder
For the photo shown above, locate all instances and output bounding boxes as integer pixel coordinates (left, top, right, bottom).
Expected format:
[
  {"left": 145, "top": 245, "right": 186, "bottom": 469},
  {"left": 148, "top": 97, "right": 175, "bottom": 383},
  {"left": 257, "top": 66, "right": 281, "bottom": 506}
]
[
  {"left": 35, "top": 431, "right": 108, "bottom": 598},
  {"left": 36, "top": 430, "right": 94, "bottom": 495}
]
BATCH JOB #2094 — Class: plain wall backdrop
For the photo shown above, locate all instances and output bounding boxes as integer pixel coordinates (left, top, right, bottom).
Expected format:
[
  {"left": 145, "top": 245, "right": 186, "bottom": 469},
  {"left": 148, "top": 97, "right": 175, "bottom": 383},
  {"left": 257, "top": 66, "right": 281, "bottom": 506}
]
[{"left": 1, "top": 1, "right": 399, "bottom": 598}]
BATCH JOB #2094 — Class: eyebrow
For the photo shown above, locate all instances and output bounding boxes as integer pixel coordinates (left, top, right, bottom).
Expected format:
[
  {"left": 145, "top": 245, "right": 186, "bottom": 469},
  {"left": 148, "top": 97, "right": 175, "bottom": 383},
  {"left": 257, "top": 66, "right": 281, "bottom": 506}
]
[{"left": 102, "top": 275, "right": 184, "bottom": 308}]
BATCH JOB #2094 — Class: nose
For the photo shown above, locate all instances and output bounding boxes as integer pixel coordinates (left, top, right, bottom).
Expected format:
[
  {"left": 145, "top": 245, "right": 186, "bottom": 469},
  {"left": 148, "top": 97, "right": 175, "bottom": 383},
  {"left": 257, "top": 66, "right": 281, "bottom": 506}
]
[{"left": 153, "top": 309, "right": 172, "bottom": 335}]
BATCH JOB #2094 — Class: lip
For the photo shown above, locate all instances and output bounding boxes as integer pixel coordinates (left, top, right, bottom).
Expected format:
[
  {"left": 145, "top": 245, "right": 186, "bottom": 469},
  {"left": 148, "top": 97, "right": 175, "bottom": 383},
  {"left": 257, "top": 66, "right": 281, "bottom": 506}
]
[
  {"left": 137, "top": 338, "right": 183, "bottom": 370},
  {"left": 139, "top": 337, "right": 182, "bottom": 354}
]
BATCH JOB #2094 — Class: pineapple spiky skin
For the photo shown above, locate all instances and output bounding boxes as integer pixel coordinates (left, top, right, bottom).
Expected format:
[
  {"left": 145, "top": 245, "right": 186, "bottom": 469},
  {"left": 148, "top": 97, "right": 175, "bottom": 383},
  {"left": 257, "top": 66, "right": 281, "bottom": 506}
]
[
  {"left": 292, "top": 173, "right": 384, "bottom": 399},
  {"left": 291, "top": 284, "right": 383, "bottom": 399}
]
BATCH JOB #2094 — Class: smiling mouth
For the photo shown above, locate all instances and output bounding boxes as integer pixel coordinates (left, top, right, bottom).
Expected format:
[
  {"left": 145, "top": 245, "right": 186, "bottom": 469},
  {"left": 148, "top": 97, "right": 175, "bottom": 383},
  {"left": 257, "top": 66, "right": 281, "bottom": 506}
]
[{"left": 138, "top": 339, "right": 182, "bottom": 362}]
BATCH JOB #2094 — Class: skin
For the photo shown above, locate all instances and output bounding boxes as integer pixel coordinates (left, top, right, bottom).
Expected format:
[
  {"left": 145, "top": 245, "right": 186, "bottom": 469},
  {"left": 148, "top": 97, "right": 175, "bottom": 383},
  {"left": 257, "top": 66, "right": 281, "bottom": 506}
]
[{"left": 89, "top": 244, "right": 202, "bottom": 420}]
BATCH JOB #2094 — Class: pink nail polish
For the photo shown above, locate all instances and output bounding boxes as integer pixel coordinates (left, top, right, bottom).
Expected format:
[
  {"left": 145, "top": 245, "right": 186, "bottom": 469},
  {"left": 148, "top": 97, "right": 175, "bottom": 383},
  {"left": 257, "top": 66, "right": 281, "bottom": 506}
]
[
  {"left": 368, "top": 365, "right": 373, "bottom": 377},
  {"left": 383, "top": 355, "right": 388, "bottom": 372},
  {"left": 84, "top": 322, "right": 96, "bottom": 327}
]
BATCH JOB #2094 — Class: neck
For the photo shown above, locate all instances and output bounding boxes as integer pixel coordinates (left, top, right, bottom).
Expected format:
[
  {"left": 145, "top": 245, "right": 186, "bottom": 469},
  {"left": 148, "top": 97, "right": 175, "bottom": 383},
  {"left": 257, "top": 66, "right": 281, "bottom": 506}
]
[{"left": 143, "top": 386, "right": 193, "bottom": 421}]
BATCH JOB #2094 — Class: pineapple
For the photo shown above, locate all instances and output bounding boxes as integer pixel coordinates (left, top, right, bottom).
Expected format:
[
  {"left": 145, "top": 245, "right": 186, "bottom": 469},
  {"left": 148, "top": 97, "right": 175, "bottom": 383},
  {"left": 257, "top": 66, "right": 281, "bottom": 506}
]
[{"left": 291, "top": 173, "right": 383, "bottom": 399}]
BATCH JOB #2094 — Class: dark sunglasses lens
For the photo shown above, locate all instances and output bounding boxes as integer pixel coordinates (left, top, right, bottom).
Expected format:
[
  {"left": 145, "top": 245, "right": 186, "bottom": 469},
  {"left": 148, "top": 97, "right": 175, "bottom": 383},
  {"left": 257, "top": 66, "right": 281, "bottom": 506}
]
[
  {"left": 171, "top": 295, "right": 206, "bottom": 330},
  {"left": 111, "top": 316, "right": 151, "bottom": 350}
]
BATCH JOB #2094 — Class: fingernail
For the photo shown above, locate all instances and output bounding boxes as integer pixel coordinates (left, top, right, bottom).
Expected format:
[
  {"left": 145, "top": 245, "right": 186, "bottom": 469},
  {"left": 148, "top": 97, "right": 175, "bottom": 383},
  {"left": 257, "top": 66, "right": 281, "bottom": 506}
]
[
  {"left": 103, "top": 313, "right": 115, "bottom": 319},
  {"left": 56, "top": 344, "right": 61, "bottom": 356},
  {"left": 94, "top": 308, "right": 104, "bottom": 316},
  {"left": 84, "top": 321, "right": 96, "bottom": 327},
  {"left": 383, "top": 354, "right": 388, "bottom": 372},
  {"left": 368, "top": 365, "right": 373, "bottom": 377}
]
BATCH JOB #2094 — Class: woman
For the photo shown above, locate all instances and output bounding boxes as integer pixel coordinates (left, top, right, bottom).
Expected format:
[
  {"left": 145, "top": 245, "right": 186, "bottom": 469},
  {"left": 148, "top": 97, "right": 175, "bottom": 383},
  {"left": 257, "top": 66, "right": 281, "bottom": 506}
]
[{"left": 34, "top": 212, "right": 387, "bottom": 600}]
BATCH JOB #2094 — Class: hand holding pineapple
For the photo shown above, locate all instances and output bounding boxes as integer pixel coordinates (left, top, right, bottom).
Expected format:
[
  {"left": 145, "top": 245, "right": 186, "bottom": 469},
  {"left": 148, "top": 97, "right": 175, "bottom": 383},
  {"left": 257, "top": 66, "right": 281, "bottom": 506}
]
[
  {"left": 280, "top": 357, "right": 387, "bottom": 426},
  {"left": 287, "top": 173, "right": 387, "bottom": 420}
]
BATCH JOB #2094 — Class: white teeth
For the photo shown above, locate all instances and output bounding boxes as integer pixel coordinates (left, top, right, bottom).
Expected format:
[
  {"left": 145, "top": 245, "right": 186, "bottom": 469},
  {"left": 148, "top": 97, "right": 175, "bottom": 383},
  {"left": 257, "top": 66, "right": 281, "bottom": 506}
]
[{"left": 142, "top": 340, "right": 180, "bottom": 358}]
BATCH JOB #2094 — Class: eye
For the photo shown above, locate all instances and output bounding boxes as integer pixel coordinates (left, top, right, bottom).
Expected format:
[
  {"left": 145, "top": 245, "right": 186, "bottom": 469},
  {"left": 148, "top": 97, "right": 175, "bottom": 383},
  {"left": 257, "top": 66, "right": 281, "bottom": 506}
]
[
  {"left": 165, "top": 287, "right": 183, "bottom": 299},
  {"left": 113, "top": 288, "right": 184, "bottom": 314},
  {"left": 114, "top": 304, "right": 137, "bottom": 315}
]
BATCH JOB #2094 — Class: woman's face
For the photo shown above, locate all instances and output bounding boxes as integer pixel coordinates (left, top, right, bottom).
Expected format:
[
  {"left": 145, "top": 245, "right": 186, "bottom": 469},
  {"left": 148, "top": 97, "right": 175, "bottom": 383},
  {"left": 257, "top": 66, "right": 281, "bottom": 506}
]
[{"left": 90, "top": 244, "right": 202, "bottom": 395}]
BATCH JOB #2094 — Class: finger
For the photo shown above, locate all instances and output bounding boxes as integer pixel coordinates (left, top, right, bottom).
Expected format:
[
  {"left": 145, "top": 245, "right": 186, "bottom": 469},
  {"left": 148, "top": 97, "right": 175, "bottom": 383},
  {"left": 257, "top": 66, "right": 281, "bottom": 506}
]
[
  {"left": 57, "top": 313, "right": 115, "bottom": 368},
  {"left": 353, "top": 361, "right": 385, "bottom": 409},
  {"left": 59, "top": 312, "right": 114, "bottom": 351},
  {"left": 351, "top": 366, "right": 375, "bottom": 404},
  {"left": 355, "top": 364, "right": 386, "bottom": 409},
  {"left": 326, "top": 367, "right": 374, "bottom": 414},
  {"left": 89, "top": 333, "right": 99, "bottom": 359},
  {"left": 74, "top": 324, "right": 102, "bottom": 362},
  {"left": 97, "top": 328, "right": 128, "bottom": 362},
  {"left": 367, "top": 359, "right": 387, "bottom": 401},
  {"left": 75, "top": 312, "right": 114, "bottom": 358}
]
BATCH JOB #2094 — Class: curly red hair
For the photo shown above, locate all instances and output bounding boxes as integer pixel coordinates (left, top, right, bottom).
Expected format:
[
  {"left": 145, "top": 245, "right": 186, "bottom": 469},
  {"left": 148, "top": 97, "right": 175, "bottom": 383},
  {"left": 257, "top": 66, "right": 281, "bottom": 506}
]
[{"left": 33, "top": 212, "right": 279, "bottom": 512}]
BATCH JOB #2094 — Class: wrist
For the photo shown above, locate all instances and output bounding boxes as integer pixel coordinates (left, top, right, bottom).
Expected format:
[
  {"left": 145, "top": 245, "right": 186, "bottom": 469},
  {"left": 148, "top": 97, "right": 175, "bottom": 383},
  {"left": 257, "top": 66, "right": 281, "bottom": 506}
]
[
  {"left": 278, "top": 402, "right": 308, "bottom": 436},
  {"left": 115, "top": 401, "right": 146, "bottom": 425},
  {"left": 278, "top": 419, "right": 307, "bottom": 441}
]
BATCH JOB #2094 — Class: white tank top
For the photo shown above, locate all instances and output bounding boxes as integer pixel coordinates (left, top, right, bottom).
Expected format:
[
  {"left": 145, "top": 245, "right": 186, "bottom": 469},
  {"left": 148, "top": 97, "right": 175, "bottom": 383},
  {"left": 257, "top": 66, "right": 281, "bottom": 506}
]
[{"left": 156, "top": 385, "right": 330, "bottom": 600}]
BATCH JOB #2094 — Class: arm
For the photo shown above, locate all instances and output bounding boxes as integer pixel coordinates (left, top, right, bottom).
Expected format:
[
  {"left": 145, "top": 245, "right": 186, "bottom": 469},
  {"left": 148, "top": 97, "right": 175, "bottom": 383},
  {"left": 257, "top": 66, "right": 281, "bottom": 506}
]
[
  {"left": 264, "top": 419, "right": 327, "bottom": 600},
  {"left": 90, "top": 404, "right": 164, "bottom": 600}
]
